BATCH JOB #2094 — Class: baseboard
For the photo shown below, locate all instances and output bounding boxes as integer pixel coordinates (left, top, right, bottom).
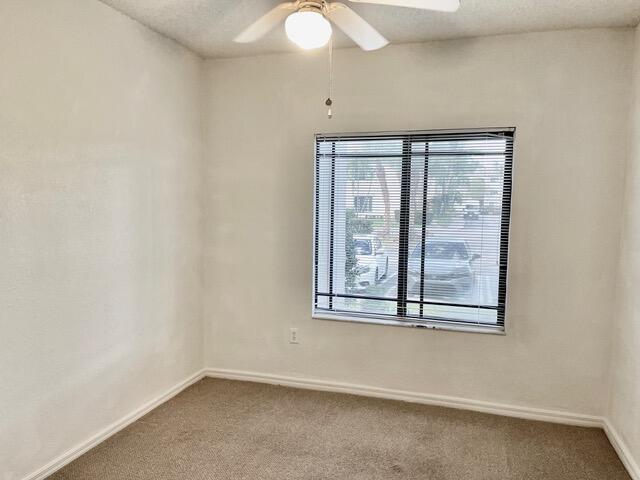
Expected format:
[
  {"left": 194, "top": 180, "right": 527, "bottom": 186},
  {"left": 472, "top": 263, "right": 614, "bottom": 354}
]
[
  {"left": 23, "top": 367, "right": 637, "bottom": 480},
  {"left": 205, "top": 368, "right": 640, "bottom": 478},
  {"left": 604, "top": 419, "right": 640, "bottom": 480},
  {"left": 23, "top": 369, "right": 206, "bottom": 480},
  {"left": 203, "top": 368, "right": 602, "bottom": 428}
]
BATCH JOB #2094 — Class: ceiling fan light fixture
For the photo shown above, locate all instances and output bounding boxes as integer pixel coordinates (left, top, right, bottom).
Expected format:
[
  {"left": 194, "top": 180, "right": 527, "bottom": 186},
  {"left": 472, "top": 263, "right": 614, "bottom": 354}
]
[{"left": 285, "top": 10, "right": 332, "bottom": 50}]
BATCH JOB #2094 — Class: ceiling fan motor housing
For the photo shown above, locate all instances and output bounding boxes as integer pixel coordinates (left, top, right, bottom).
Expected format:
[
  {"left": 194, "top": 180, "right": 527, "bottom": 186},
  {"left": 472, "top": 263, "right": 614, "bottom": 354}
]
[{"left": 296, "top": 1, "right": 328, "bottom": 15}]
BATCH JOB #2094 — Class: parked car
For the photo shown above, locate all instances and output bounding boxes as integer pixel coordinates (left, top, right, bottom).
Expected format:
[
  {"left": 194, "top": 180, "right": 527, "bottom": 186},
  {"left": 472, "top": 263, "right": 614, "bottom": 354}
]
[
  {"left": 463, "top": 205, "right": 480, "bottom": 221},
  {"left": 353, "top": 235, "right": 389, "bottom": 289},
  {"left": 407, "top": 240, "right": 478, "bottom": 299}
]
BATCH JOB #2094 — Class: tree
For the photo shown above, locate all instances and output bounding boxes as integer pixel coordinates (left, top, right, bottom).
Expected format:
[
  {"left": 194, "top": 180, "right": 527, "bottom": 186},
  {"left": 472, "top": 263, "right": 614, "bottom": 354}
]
[
  {"left": 344, "top": 209, "right": 373, "bottom": 291},
  {"left": 348, "top": 157, "right": 396, "bottom": 237},
  {"left": 375, "top": 161, "right": 392, "bottom": 235},
  {"left": 427, "top": 157, "right": 484, "bottom": 225}
]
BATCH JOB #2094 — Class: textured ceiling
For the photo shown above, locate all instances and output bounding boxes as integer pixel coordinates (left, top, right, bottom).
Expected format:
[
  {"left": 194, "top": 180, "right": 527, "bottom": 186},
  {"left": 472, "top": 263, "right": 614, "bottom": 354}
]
[{"left": 100, "top": 0, "right": 640, "bottom": 58}]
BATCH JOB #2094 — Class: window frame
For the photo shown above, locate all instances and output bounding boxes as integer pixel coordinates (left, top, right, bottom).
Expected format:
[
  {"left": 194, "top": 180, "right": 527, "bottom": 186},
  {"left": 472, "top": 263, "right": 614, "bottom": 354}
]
[{"left": 312, "top": 128, "right": 515, "bottom": 335}]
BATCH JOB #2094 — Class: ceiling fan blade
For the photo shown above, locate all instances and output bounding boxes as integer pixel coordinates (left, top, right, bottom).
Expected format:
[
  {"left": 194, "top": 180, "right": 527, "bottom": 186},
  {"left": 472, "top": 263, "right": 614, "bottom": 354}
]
[
  {"left": 234, "top": 2, "right": 297, "bottom": 43},
  {"left": 326, "top": 3, "right": 388, "bottom": 51},
  {"left": 348, "top": 0, "right": 460, "bottom": 12}
]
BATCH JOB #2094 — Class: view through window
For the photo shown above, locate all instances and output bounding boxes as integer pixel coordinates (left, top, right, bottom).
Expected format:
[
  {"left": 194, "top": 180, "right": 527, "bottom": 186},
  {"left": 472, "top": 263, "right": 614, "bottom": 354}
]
[{"left": 314, "top": 129, "right": 514, "bottom": 331}]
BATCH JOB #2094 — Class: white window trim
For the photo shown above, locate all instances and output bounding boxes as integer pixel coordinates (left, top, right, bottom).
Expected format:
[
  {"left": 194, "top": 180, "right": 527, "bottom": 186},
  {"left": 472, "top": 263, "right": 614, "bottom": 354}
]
[{"left": 311, "top": 127, "right": 515, "bottom": 334}]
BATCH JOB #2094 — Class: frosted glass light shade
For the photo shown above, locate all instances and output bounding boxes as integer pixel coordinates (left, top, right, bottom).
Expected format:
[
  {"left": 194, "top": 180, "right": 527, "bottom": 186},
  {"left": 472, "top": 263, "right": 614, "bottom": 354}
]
[{"left": 285, "top": 11, "right": 332, "bottom": 50}]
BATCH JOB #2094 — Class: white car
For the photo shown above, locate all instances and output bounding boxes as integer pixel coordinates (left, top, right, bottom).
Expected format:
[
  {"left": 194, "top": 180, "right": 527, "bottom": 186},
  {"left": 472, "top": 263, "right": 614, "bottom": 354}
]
[
  {"left": 353, "top": 235, "right": 389, "bottom": 289},
  {"left": 407, "top": 240, "right": 478, "bottom": 299}
]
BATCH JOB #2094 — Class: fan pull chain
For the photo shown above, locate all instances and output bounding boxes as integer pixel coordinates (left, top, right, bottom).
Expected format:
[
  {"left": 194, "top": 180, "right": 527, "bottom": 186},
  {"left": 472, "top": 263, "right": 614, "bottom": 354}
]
[{"left": 326, "top": 36, "right": 333, "bottom": 119}]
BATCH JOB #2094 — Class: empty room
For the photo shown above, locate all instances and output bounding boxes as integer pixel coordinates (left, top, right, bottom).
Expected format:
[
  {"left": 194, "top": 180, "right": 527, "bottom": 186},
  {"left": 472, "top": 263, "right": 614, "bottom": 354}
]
[{"left": 2, "top": 0, "right": 640, "bottom": 479}]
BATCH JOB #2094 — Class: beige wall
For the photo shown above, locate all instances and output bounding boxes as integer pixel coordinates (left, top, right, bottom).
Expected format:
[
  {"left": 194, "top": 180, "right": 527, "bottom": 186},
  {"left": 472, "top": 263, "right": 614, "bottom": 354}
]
[
  {"left": 203, "top": 29, "right": 632, "bottom": 417},
  {"left": 609, "top": 23, "right": 640, "bottom": 471},
  {"left": 1, "top": 3, "right": 637, "bottom": 477},
  {"left": 0, "top": 1, "right": 203, "bottom": 478}
]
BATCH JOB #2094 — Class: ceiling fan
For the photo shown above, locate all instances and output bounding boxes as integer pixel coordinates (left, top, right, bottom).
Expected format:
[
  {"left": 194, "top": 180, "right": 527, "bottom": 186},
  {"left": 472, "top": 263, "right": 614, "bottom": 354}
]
[{"left": 234, "top": 0, "right": 460, "bottom": 51}]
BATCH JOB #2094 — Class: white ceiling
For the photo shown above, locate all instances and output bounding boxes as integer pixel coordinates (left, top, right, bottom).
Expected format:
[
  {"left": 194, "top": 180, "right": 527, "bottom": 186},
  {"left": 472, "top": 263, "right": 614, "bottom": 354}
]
[{"left": 100, "top": 0, "right": 640, "bottom": 58}]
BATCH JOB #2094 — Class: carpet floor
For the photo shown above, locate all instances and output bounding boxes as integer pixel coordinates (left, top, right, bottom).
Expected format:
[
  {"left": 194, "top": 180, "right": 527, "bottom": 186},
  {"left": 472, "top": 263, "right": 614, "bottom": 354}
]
[{"left": 49, "top": 378, "right": 630, "bottom": 480}]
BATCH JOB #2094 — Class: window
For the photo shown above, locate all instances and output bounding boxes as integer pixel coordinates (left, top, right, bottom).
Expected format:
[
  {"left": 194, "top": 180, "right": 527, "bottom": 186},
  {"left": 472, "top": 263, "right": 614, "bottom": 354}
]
[
  {"left": 313, "top": 129, "right": 514, "bottom": 333},
  {"left": 354, "top": 195, "right": 373, "bottom": 213}
]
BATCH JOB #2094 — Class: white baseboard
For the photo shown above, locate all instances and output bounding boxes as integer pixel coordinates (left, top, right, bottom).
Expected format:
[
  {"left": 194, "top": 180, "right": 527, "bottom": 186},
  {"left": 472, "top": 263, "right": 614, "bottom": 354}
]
[
  {"left": 23, "top": 369, "right": 206, "bottom": 480},
  {"left": 22, "top": 367, "right": 638, "bottom": 480},
  {"left": 205, "top": 368, "right": 640, "bottom": 479},
  {"left": 203, "top": 368, "right": 602, "bottom": 428},
  {"left": 604, "top": 419, "right": 640, "bottom": 480}
]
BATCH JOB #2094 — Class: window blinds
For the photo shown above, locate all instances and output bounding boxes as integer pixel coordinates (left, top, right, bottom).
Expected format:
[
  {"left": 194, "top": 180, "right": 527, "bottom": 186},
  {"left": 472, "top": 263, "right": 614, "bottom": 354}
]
[{"left": 313, "top": 129, "right": 514, "bottom": 331}]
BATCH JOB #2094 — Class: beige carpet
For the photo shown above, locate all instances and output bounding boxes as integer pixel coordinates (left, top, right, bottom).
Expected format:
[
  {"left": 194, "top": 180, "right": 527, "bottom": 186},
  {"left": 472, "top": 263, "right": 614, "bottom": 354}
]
[{"left": 49, "top": 378, "right": 630, "bottom": 480}]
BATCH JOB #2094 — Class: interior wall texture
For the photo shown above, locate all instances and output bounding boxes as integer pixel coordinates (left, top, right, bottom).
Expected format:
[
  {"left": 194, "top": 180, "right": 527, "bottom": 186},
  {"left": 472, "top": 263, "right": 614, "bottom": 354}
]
[
  {"left": 609, "top": 23, "right": 640, "bottom": 469},
  {"left": 0, "top": 1, "right": 203, "bottom": 478},
  {"left": 1, "top": 3, "right": 638, "bottom": 477},
  {"left": 203, "top": 29, "right": 633, "bottom": 418}
]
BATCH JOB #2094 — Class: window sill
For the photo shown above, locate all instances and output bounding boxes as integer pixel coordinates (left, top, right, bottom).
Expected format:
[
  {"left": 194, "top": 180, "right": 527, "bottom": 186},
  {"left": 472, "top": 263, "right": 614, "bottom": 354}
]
[{"left": 312, "top": 311, "right": 505, "bottom": 335}]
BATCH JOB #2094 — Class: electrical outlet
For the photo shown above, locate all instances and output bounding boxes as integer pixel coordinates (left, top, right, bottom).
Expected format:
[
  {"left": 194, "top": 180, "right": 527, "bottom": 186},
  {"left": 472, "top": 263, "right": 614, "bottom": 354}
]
[{"left": 289, "top": 327, "right": 299, "bottom": 344}]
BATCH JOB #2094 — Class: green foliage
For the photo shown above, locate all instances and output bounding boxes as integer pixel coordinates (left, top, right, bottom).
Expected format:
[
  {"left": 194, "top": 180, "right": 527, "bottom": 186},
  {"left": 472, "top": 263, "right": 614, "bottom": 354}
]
[
  {"left": 345, "top": 209, "right": 373, "bottom": 290},
  {"left": 427, "top": 157, "right": 484, "bottom": 225},
  {"left": 347, "top": 158, "right": 375, "bottom": 182}
]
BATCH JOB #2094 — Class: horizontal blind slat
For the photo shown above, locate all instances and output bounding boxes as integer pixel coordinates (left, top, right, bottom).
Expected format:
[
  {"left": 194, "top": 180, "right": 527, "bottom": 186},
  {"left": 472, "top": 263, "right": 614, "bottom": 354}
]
[{"left": 314, "top": 128, "right": 514, "bottom": 330}]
